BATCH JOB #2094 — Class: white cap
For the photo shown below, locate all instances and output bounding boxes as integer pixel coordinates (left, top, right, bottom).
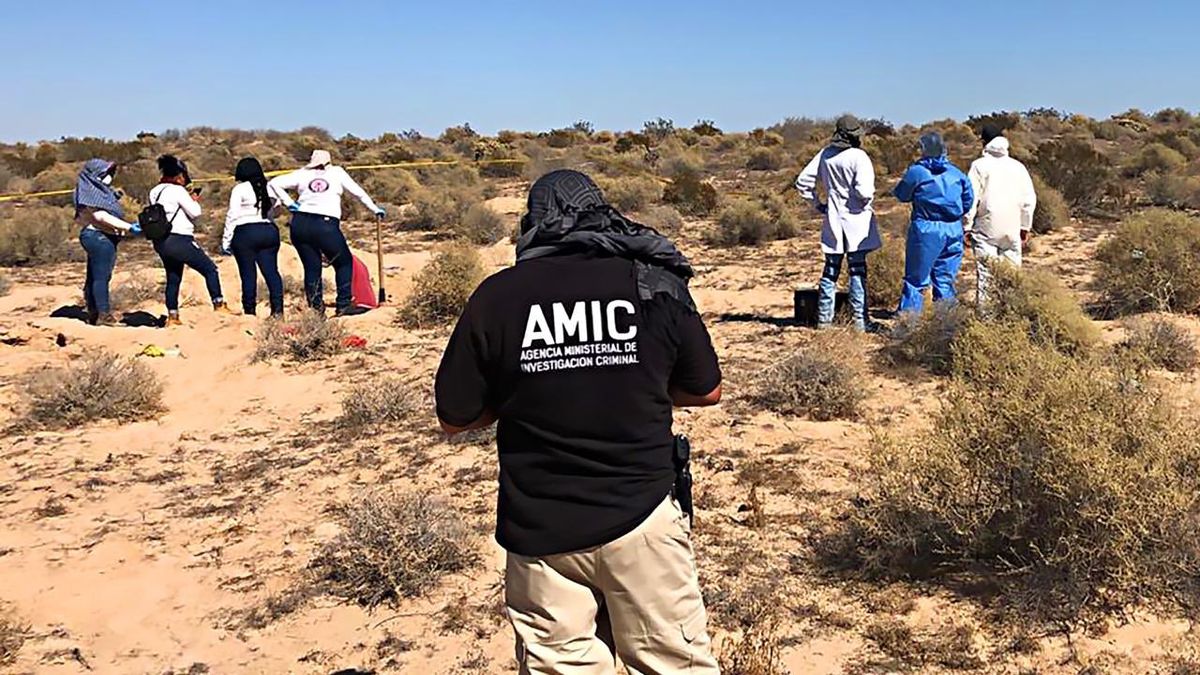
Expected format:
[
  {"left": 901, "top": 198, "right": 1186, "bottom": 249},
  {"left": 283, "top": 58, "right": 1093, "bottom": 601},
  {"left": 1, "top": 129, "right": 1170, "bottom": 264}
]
[{"left": 305, "top": 150, "right": 332, "bottom": 169}]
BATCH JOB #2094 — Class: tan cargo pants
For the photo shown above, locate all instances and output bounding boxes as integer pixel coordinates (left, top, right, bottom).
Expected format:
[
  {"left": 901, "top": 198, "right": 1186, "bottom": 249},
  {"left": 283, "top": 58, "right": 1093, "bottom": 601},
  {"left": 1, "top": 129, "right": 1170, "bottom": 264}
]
[{"left": 504, "top": 495, "right": 719, "bottom": 674}]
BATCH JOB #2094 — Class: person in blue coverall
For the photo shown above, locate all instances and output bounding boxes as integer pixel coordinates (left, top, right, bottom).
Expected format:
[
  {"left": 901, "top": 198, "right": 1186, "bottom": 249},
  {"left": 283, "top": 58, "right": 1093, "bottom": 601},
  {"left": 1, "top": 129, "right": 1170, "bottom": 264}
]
[{"left": 893, "top": 132, "right": 974, "bottom": 313}]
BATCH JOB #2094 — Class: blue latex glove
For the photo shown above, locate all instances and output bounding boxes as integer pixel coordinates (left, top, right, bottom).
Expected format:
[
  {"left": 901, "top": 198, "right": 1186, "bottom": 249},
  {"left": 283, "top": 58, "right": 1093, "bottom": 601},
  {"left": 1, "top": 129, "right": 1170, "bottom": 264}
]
[
  {"left": 287, "top": 203, "right": 301, "bottom": 213},
  {"left": 129, "top": 223, "right": 143, "bottom": 236}
]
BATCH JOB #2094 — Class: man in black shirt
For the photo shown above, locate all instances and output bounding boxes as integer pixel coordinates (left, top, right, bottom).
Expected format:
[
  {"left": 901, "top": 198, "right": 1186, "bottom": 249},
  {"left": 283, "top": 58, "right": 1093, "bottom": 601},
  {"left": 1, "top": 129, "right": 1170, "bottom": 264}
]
[{"left": 436, "top": 170, "right": 722, "bottom": 674}]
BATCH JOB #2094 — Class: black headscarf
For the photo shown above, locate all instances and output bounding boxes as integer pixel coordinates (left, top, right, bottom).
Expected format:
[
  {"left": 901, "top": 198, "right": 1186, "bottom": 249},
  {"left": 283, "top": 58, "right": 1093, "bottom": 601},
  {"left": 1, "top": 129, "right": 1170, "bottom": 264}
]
[
  {"left": 235, "top": 157, "right": 271, "bottom": 220},
  {"left": 516, "top": 170, "right": 697, "bottom": 312},
  {"left": 830, "top": 114, "right": 864, "bottom": 150}
]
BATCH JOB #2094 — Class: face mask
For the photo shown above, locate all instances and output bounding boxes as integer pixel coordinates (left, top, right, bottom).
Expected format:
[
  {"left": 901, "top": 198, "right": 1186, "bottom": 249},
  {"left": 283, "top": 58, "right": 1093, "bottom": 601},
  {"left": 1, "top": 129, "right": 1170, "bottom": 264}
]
[{"left": 102, "top": 175, "right": 113, "bottom": 185}]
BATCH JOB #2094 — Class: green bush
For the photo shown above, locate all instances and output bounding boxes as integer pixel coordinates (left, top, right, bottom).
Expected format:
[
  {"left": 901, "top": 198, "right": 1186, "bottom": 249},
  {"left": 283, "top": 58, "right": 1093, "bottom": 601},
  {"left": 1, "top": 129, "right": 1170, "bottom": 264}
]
[
  {"left": 867, "top": 228, "right": 906, "bottom": 309},
  {"left": 663, "top": 169, "right": 719, "bottom": 217},
  {"left": 1030, "top": 174, "right": 1070, "bottom": 234},
  {"left": 0, "top": 205, "right": 78, "bottom": 266},
  {"left": 983, "top": 261, "right": 1099, "bottom": 355},
  {"left": 1130, "top": 143, "right": 1188, "bottom": 176},
  {"left": 1033, "top": 137, "right": 1113, "bottom": 209},
  {"left": 1144, "top": 171, "right": 1200, "bottom": 209},
  {"left": 600, "top": 175, "right": 662, "bottom": 212},
  {"left": 1095, "top": 209, "right": 1200, "bottom": 315},
  {"left": 398, "top": 243, "right": 484, "bottom": 328},
  {"left": 400, "top": 186, "right": 479, "bottom": 233},
  {"left": 840, "top": 320, "right": 1200, "bottom": 624},
  {"left": 706, "top": 195, "right": 797, "bottom": 246}
]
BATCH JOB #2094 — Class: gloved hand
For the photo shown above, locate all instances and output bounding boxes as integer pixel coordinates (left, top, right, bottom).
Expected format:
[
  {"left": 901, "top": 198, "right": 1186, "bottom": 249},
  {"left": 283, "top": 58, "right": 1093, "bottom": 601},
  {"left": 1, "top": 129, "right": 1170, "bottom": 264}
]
[
  {"left": 374, "top": 208, "right": 386, "bottom": 220},
  {"left": 287, "top": 203, "right": 301, "bottom": 213},
  {"left": 817, "top": 203, "right": 829, "bottom": 215},
  {"left": 129, "top": 223, "right": 143, "bottom": 236}
]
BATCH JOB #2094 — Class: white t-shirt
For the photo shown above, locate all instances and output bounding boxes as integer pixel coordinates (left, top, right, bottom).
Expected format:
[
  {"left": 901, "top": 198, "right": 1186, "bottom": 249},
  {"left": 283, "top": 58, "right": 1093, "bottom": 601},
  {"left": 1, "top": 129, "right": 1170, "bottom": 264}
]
[
  {"left": 222, "top": 181, "right": 276, "bottom": 251},
  {"left": 148, "top": 183, "right": 202, "bottom": 237},
  {"left": 267, "top": 165, "right": 381, "bottom": 220}
]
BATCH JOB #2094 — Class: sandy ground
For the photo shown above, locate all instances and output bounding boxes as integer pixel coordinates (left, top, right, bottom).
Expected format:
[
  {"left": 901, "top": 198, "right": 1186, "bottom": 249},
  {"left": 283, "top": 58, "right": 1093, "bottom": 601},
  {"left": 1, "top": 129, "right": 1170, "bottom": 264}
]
[{"left": 0, "top": 201, "right": 1197, "bottom": 674}]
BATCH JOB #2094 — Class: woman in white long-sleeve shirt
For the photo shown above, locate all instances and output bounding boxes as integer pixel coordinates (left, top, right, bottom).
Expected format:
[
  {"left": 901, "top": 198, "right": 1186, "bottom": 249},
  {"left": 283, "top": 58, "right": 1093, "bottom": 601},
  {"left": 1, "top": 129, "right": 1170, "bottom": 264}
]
[
  {"left": 795, "top": 115, "right": 881, "bottom": 331},
  {"left": 223, "top": 157, "right": 284, "bottom": 316},
  {"left": 267, "top": 149, "right": 384, "bottom": 316},
  {"left": 74, "top": 158, "right": 140, "bottom": 326},
  {"left": 149, "top": 155, "right": 232, "bottom": 325}
]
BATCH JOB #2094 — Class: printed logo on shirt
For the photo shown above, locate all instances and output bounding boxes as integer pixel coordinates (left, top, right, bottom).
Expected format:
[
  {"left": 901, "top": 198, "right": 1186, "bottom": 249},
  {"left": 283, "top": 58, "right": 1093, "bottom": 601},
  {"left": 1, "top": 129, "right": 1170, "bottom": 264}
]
[
  {"left": 519, "top": 300, "right": 640, "bottom": 374},
  {"left": 308, "top": 178, "right": 330, "bottom": 193}
]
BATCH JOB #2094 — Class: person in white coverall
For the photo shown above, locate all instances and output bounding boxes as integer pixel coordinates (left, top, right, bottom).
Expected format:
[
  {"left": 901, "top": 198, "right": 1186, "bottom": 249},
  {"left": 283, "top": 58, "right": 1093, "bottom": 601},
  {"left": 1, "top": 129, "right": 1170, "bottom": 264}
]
[
  {"left": 795, "top": 115, "right": 881, "bottom": 331},
  {"left": 965, "top": 124, "right": 1037, "bottom": 308}
]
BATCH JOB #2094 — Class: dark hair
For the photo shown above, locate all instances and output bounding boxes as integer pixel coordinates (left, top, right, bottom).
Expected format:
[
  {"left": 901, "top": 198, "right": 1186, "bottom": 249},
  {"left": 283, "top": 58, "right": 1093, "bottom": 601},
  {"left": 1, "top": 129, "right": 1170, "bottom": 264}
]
[
  {"left": 235, "top": 157, "right": 271, "bottom": 220},
  {"left": 981, "top": 124, "right": 1004, "bottom": 145},
  {"left": 157, "top": 154, "right": 189, "bottom": 182}
]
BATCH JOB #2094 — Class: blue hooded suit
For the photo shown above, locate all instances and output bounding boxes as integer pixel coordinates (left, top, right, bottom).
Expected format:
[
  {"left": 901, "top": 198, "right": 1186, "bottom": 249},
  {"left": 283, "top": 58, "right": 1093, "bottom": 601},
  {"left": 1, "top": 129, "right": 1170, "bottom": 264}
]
[{"left": 893, "top": 136, "right": 974, "bottom": 312}]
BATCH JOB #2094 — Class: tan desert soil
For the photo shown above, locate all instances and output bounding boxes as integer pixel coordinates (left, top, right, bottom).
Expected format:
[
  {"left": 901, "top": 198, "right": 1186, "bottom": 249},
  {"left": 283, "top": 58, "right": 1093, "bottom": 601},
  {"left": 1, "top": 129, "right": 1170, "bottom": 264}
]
[{"left": 0, "top": 204, "right": 1196, "bottom": 674}]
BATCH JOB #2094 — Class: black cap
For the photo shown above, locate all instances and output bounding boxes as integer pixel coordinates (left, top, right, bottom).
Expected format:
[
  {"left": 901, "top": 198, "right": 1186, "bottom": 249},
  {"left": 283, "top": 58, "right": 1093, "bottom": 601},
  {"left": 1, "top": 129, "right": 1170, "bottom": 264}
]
[{"left": 981, "top": 124, "right": 1004, "bottom": 145}]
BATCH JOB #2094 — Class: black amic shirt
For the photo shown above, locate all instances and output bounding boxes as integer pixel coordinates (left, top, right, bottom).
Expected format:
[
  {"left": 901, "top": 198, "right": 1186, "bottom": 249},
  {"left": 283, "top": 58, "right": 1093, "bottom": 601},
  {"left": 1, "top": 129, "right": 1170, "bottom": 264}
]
[{"left": 434, "top": 254, "right": 721, "bottom": 557}]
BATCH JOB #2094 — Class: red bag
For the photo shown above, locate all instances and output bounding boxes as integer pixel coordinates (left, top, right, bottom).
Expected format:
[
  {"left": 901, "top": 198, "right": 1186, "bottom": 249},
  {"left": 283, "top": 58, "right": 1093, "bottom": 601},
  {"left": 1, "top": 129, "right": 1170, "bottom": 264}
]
[{"left": 350, "top": 255, "right": 379, "bottom": 310}]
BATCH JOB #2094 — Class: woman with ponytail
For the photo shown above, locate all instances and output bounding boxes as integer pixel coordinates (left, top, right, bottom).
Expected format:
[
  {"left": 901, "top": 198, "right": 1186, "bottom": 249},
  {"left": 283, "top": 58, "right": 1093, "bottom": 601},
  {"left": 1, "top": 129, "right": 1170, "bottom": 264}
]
[{"left": 223, "top": 157, "right": 284, "bottom": 316}]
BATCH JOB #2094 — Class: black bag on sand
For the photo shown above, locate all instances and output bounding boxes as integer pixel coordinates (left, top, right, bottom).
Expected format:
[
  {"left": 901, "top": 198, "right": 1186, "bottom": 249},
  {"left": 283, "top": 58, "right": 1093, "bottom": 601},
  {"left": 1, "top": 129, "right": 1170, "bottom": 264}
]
[{"left": 137, "top": 187, "right": 178, "bottom": 242}]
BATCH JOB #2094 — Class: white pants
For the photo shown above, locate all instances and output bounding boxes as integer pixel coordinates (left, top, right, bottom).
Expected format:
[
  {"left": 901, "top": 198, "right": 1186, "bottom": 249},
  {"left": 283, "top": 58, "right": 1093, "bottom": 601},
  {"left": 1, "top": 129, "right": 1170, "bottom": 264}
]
[{"left": 973, "top": 237, "right": 1022, "bottom": 309}]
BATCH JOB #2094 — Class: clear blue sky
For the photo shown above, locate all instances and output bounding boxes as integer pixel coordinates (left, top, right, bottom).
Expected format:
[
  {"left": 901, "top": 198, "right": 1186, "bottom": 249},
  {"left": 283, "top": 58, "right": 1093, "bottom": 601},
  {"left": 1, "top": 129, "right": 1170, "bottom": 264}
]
[{"left": 3, "top": 0, "right": 1197, "bottom": 142}]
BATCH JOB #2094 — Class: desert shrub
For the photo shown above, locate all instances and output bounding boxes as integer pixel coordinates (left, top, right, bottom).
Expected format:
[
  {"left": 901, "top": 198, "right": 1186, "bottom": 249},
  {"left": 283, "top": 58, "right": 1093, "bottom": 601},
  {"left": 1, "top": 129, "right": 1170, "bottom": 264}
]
[
  {"left": 398, "top": 243, "right": 484, "bottom": 328},
  {"left": 0, "top": 205, "right": 77, "bottom": 266},
  {"left": 642, "top": 118, "right": 675, "bottom": 143},
  {"left": 1130, "top": 143, "right": 1188, "bottom": 176},
  {"left": 25, "top": 350, "right": 164, "bottom": 428},
  {"left": 0, "top": 272, "right": 11, "bottom": 297},
  {"left": 1033, "top": 137, "right": 1113, "bottom": 209},
  {"left": 310, "top": 491, "right": 477, "bottom": 606},
  {"left": 707, "top": 199, "right": 777, "bottom": 247},
  {"left": 884, "top": 302, "right": 973, "bottom": 375},
  {"left": 692, "top": 120, "right": 723, "bottom": 137},
  {"left": 663, "top": 169, "right": 719, "bottom": 216},
  {"left": 966, "top": 111, "right": 1021, "bottom": 135},
  {"left": 601, "top": 175, "right": 662, "bottom": 212},
  {"left": 983, "top": 261, "right": 1098, "bottom": 354},
  {"left": 1095, "top": 209, "right": 1200, "bottom": 315},
  {"left": 631, "top": 205, "right": 684, "bottom": 237},
  {"left": 717, "top": 616, "right": 786, "bottom": 675},
  {"left": 253, "top": 310, "right": 346, "bottom": 362},
  {"left": 1121, "top": 317, "right": 1198, "bottom": 372},
  {"left": 872, "top": 135, "right": 918, "bottom": 176},
  {"left": 750, "top": 333, "right": 865, "bottom": 420},
  {"left": 746, "top": 147, "right": 783, "bottom": 171},
  {"left": 1030, "top": 174, "right": 1070, "bottom": 234},
  {"left": 1, "top": 143, "right": 57, "bottom": 178},
  {"left": 841, "top": 321, "right": 1200, "bottom": 624},
  {"left": 1144, "top": 171, "right": 1200, "bottom": 209},
  {"left": 867, "top": 229, "right": 906, "bottom": 308},
  {"left": 109, "top": 272, "right": 161, "bottom": 310},
  {"left": 454, "top": 203, "right": 506, "bottom": 245},
  {"left": 336, "top": 376, "right": 417, "bottom": 435},
  {"left": 657, "top": 143, "right": 705, "bottom": 178},
  {"left": 400, "top": 186, "right": 480, "bottom": 233},
  {"left": 0, "top": 607, "right": 28, "bottom": 667}
]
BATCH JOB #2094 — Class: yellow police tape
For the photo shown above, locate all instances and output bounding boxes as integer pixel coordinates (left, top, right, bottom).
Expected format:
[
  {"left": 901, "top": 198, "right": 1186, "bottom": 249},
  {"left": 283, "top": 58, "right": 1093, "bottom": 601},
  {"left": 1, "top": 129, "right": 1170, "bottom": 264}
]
[{"left": 0, "top": 158, "right": 527, "bottom": 204}]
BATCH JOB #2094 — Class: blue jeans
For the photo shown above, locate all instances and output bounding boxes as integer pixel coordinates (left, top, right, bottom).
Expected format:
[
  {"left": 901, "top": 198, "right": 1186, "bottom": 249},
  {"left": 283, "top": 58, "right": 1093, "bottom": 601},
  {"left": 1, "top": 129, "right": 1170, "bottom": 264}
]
[
  {"left": 230, "top": 222, "right": 283, "bottom": 315},
  {"left": 79, "top": 228, "right": 120, "bottom": 315},
  {"left": 899, "top": 219, "right": 964, "bottom": 313},
  {"left": 818, "top": 251, "right": 868, "bottom": 330},
  {"left": 290, "top": 212, "right": 353, "bottom": 312},
  {"left": 153, "top": 234, "right": 224, "bottom": 311}
]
